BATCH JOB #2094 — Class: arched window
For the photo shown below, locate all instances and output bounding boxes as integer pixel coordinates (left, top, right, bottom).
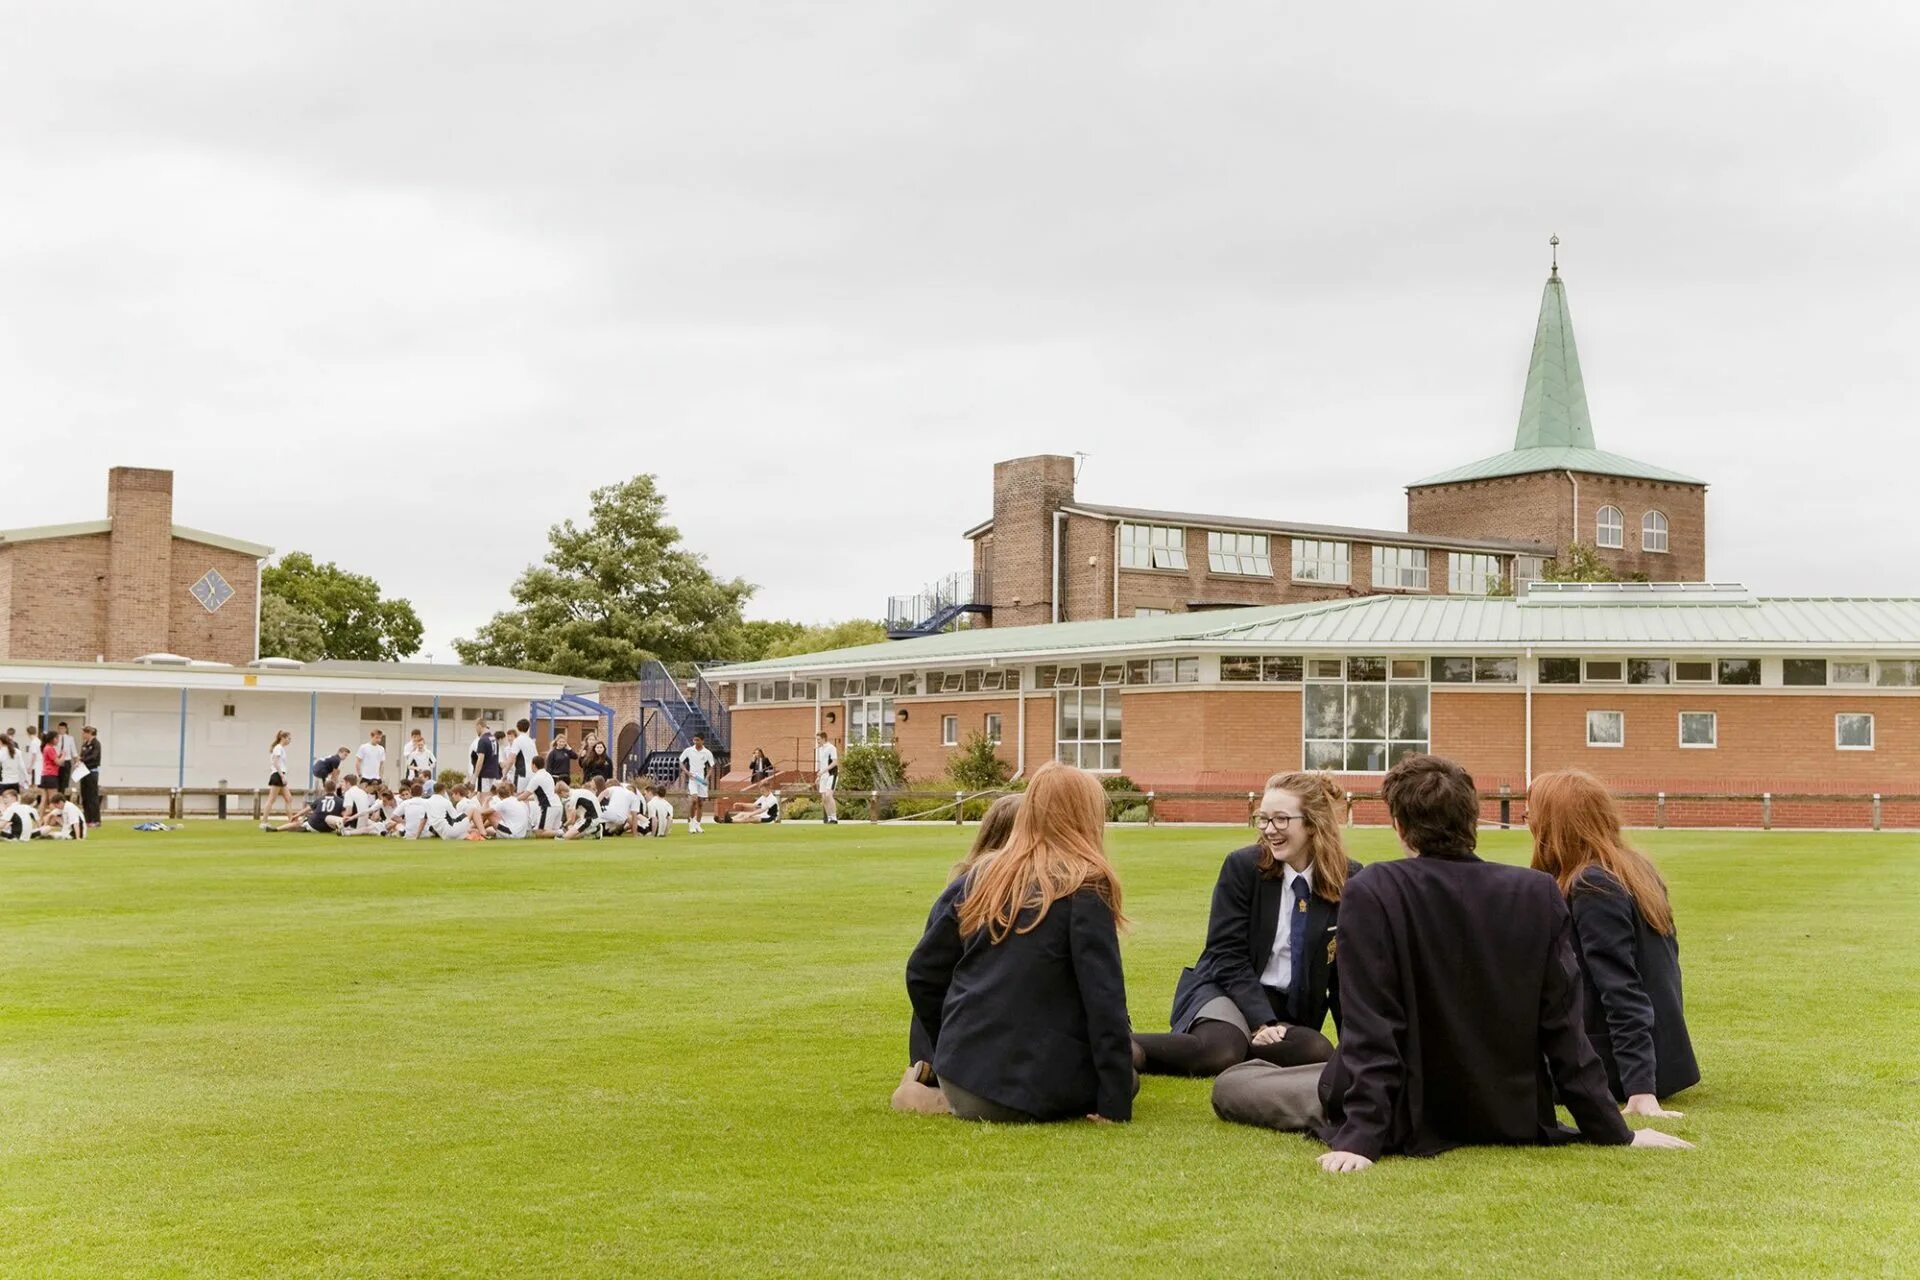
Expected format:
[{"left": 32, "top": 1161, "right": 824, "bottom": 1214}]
[
  {"left": 1642, "top": 510, "right": 1670, "bottom": 553},
  {"left": 1595, "top": 505, "right": 1624, "bottom": 549}
]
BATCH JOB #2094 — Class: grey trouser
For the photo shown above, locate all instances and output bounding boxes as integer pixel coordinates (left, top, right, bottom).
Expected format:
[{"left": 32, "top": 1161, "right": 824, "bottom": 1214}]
[
  {"left": 940, "top": 1080, "right": 1041, "bottom": 1124},
  {"left": 1211, "top": 1061, "right": 1327, "bottom": 1131}
]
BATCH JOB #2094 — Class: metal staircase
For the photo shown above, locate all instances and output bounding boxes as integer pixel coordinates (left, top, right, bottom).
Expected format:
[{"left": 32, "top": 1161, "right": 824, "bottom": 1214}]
[
  {"left": 623, "top": 660, "right": 732, "bottom": 784},
  {"left": 885, "top": 570, "right": 991, "bottom": 639}
]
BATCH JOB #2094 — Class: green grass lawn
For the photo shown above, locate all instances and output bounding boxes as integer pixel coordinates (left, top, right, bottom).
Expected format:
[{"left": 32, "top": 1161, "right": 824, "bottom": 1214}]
[{"left": 2, "top": 822, "right": 1917, "bottom": 1278}]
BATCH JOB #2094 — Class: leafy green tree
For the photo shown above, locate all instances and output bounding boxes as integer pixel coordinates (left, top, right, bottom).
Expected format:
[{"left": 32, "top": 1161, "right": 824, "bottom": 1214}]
[
  {"left": 1543, "top": 543, "right": 1618, "bottom": 583},
  {"left": 947, "top": 731, "right": 1012, "bottom": 792},
  {"left": 257, "top": 593, "right": 327, "bottom": 662},
  {"left": 756, "top": 619, "right": 888, "bottom": 659},
  {"left": 262, "top": 552, "right": 423, "bottom": 661},
  {"left": 453, "top": 476, "right": 753, "bottom": 681}
]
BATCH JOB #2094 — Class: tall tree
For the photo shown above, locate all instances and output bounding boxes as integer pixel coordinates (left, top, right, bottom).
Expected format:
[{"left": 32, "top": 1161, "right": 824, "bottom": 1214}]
[
  {"left": 752, "top": 619, "right": 888, "bottom": 659},
  {"left": 454, "top": 475, "right": 753, "bottom": 681},
  {"left": 261, "top": 552, "right": 423, "bottom": 661}
]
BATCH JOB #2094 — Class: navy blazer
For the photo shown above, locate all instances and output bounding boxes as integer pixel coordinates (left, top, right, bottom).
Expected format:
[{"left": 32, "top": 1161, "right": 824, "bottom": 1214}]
[
  {"left": 1568, "top": 866, "right": 1700, "bottom": 1101},
  {"left": 1315, "top": 855, "right": 1632, "bottom": 1160},
  {"left": 906, "top": 877, "right": 1134, "bottom": 1121},
  {"left": 1168, "top": 845, "right": 1359, "bottom": 1035}
]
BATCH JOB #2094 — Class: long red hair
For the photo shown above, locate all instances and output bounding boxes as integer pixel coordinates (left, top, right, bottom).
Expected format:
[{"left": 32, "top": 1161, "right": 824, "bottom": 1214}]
[
  {"left": 957, "top": 762, "right": 1124, "bottom": 943},
  {"left": 1528, "top": 769, "right": 1675, "bottom": 935}
]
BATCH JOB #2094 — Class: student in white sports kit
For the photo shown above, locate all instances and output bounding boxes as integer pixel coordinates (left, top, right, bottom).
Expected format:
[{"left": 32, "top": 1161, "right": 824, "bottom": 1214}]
[
  {"left": 394, "top": 784, "right": 433, "bottom": 839},
  {"left": 2, "top": 788, "right": 39, "bottom": 839},
  {"left": 521, "top": 755, "right": 560, "bottom": 833},
  {"left": 555, "top": 781, "right": 602, "bottom": 839},
  {"left": 402, "top": 731, "right": 436, "bottom": 793},
  {"left": 425, "top": 785, "right": 472, "bottom": 839},
  {"left": 356, "top": 731, "right": 387, "bottom": 789},
  {"left": 815, "top": 732, "right": 840, "bottom": 825},
  {"left": 643, "top": 783, "right": 674, "bottom": 837},
  {"left": 596, "top": 778, "right": 638, "bottom": 836},
  {"left": 678, "top": 733, "right": 716, "bottom": 834},
  {"left": 485, "top": 782, "right": 531, "bottom": 839}
]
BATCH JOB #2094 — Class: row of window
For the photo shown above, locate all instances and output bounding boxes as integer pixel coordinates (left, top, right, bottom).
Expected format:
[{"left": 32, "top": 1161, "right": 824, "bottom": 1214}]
[
  {"left": 1034, "top": 658, "right": 1201, "bottom": 689},
  {"left": 1116, "top": 522, "right": 1530, "bottom": 595},
  {"left": 362, "top": 705, "right": 506, "bottom": 723},
  {"left": 1221, "top": 655, "right": 1907, "bottom": 689},
  {"left": 1586, "top": 710, "right": 1876, "bottom": 751},
  {"left": 1595, "top": 507, "right": 1669, "bottom": 553}
]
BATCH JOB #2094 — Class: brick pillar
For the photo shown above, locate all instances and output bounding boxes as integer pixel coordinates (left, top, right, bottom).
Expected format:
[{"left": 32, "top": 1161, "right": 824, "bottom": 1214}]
[
  {"left": 988, "top": 455, "right": 1076, "bottom": 628},
  {"left": 105, "top": 466, "right": 175, "bottom": 660}
]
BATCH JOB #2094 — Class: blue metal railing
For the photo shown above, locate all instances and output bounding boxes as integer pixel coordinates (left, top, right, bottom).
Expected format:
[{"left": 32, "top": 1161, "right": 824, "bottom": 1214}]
[
  {"left": 886, "top": 570, "right": 991, "bottom": 638},
  {"left": 624, "top": 660, "right": 732, "bottom": 783}
]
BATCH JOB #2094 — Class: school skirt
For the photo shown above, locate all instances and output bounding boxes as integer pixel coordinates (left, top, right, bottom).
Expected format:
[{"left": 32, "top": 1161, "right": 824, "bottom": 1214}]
[
  {"left": 39, "top": 773, "right": 59, "bottom": 789},
  {"left": 268, "top": 772, "right": 286, "bottom": 787}
]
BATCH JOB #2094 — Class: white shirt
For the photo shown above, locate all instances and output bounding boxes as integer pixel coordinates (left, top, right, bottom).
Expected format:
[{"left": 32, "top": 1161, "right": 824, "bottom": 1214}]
[
  {"left": 0, "top": 747, "right": 22, "bottom": 785},
  {"left": 516, "top": 735, "right": 537, "bottom": 777},
  {"left": 343, "top": 785, "right": 373, "bottom": 819},
  {"left": 270, "top": 743, "right": 288, "bottom": 776},
  {"left": 1259, "top": 865, "right": 1314, "bottom": 990},
  {"left": 816, "top": 742, "right": 838, "bottom": 774},
  {"left": 404, "top": 747, "right": 435, "bottom": 779},
  {"left": 753, "top": 793, "right": 779, "bottom": 818},
  {"left": 356, "top": 742, "right": 386, "bottom": 783},
  {"left": 454, "top": 796, "right": 479, "bottom": 821},
  {"left": 526, "top": 768, "right": 557, "bottom": 803},
  {"left": 398, "top": 796, "right": 432, "bottom": 839},
  {"left": 61, "top": 800, "right": 84, "bottom": 831},
  {"left": 491, "top": 796, "right": 530, "bottom": 838},
  {"left": 3, "top": 802, "right": 36, "bottom": 838},
  {"left": 425, "top": 794, "right": 461, "bottom": 828},
  {"left": 569, "top": 792, "right": 601, "bottom": 826},
  {"left": 57, "top": 733, "right": 77, "bottom": 763},
  {"left": 679, "top": 746, "right": 715, "bottom": 783},
  {"left": 600, "top": 785, "right": 634, "bottom": 823},
  {"left": 645, "top": 795, "right": 674, "bottom": 833}
]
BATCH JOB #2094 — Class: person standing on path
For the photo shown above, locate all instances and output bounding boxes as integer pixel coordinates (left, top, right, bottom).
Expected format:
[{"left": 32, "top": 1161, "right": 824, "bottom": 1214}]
[{"left": 78, "top": 726, "right": 103, "bottom": 827}]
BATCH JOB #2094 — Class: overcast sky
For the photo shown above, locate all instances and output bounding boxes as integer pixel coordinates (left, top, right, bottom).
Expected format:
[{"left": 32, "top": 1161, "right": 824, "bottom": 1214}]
[{"left": 5, "top": 3, "right": 1916, "bottom": 657}]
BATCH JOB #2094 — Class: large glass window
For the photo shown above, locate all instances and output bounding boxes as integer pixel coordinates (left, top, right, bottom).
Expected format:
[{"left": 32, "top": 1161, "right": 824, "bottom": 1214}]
[
  {"left": 1876, "top": 661, "right": 1920, "bottom": 688},
  {"left": 1057, "top": 688, "right": 1122, "bottom": 771},
  {"left": 1304, "top": 658, "right": 1428, "bottom": 772},
  {"left": 1596, "top": 506, "right": 1624, "bottom": 549},
  {"left": 1207, "top": 530, "right": 1272, "bottom": 576},
  {"left": 1587, "top": 710, "right": 1625, "bottom": 747},
  {"left": 1291, "top": 539, "right": 1351, "bottom": 584},
  {"left": 1448, "top": 553, "right": 1503, "bottom": 595},
  {"left": 1539, "top": 657, "right": 1580, "bottom": 684},
  {"left": 1783, "top": 659, "right": 1827, "bottom": 687},
  {"left": 1628, "top": 659, "right": 1671, "bottom": 686},
  {"left": 1836, "top": 713, "right": 1874, "bottom": 750},
  {"left": 848, "top": 698, "right": 895, "bottom": 745},
  {"left": 1514, "top": 555, "right": 1547, "bottom": 587},
  {"left": 1718, "top": 659, "right": 1762, "bottom": 686},
  {"left": 1371, "top": 546, "right": 1429, "bottom": 591},
  {"left": 1679, "top": 711, "right": 1717, "bottom": 748},
  {"left": 1642, "top": 511, "right": 1670, "bottom": 553},
  {"left": 1119, "top": 523, "right": 1187, "bottom": 570}
]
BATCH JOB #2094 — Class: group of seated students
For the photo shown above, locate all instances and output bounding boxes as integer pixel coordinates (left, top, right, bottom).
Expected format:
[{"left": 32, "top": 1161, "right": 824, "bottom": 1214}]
[
  {"left": 263, "top": 761, "right": 677, "bottom": 840},
  {"left": 897, "top": 755, "right": 1698, "bottom": 1170},
  {"left": 0, "top": 784, "right": 87, "bottom": 840}
]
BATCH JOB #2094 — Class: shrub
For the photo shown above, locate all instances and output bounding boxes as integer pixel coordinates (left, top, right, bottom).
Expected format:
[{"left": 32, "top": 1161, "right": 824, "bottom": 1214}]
[
  {"left": 1100, "top": 774, "right": 1143, "bottom": 821},
  {"left": 836, "top": 743, "right": 909, "bottom": 820},
  {"left": 1114, "top": 804, "right": 1151, "bottom": 824},
  {"left": 436, "top": 768, "right": 467, "bottom": 791},
  {"left": 784, "top": 796, "right": 819, "bottom": 822},
  {"left": 947, "top": 732, "right": 1012, "bottom": 792}
]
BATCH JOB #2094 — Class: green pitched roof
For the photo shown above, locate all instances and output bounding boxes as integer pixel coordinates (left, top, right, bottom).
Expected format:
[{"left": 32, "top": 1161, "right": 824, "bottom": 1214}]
[
  {"left": 1410, "top": 263, "right": 1705, "bottom": 489},
  {"left": 1514, "top": 273, "right": 1594, "bottom": 450}
]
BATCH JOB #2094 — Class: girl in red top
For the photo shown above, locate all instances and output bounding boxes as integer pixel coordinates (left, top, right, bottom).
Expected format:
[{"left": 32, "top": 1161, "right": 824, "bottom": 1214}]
[{"left": 39, "top": 739, "right": 60, "bottom": 791}]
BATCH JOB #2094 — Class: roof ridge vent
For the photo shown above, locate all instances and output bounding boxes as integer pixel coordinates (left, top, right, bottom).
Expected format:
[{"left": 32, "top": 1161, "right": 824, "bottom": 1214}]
[{"left": 1517, "top": 581, "right": 1754, "bottom": 606}]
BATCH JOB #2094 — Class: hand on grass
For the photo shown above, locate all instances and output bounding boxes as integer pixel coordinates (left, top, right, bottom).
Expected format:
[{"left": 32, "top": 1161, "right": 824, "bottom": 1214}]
[
  {"left": 1250, "top": 1024, "right": 1288, "bottom": 1047},
  {"left": 1623, "top": 1093, "right": 1683, "bottom": 1118},
  {"left": 1630, "top": 1128, "right": 1694, "bottom": 1149},
  {"left": 1317, "top": 1151, "right": 1374, "bottom": 1173}
]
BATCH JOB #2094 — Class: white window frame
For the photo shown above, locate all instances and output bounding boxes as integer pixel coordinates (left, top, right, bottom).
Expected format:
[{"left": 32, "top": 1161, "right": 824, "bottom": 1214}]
[
  {"left": 1206, "top": 529, "right": 1272, "bottom": 576},
  {"left": 1056, "top": 687, "right": 1122, "bottom": 772},
  {"left": 1133, "top": 607, "right": 1171, "bottom": 617},
  {"left": 1586, "top": 709, "right": 1625, "bottom": 748},
  {"left": 1642, "top": 511, "right": 1670, "bottom": 553},
  {"left": 1119, "top": 522, "right": 1188, "bottom": 571},
  {"left": 1831, "top": 661, "right": 1872, "bottom": 686},
  {"left": 984, "top": 713, "right": 1003, "bottom": 744},
  {"left": 941, "top": 715, "right": 958, "bottom": 747},
  {"left": 1291, "top": 539, "right": 1351, "bottom": 585},
  {"left": 1836, "top": 713, "right": 1875, "bottom": 751},
  {"left": 1596, "top": 506, "right": 1624, "bottom": 549},
  {"left": 1583, "top": 659, "right": 1626, "bottom": 684},
  {"left": 1673, "top": 660, "right": 1716, "bottom": 684},
  {"left": 1678, "top": 711, "right": 1717, "bottom": 749},
  {"left": 1371, "top": 545, "right": 1430, "bottom": 592},
  {"left": 1448, "top": 553, "right": 1503, "bottom": 596},
  {"left": 1514, "top": 555, "right": 1547, "bottom": 587}
]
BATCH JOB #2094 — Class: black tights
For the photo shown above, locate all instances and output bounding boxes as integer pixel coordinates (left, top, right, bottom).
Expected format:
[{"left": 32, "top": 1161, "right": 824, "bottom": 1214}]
[{"left": 1133, "top": 1018, "right": 1334, "bottom": 1077}]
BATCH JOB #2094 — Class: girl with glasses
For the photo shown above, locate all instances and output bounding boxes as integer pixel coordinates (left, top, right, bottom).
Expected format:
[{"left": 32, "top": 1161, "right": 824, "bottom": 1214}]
[{"left": 1132, "top": 771, "right": 1358, "bottom": 1077}]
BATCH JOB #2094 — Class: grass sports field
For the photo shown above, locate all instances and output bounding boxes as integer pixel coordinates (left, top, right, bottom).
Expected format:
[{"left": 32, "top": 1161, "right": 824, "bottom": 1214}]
[{"left": 3, "top": 822, "right": 1916, "bottom": 1278}]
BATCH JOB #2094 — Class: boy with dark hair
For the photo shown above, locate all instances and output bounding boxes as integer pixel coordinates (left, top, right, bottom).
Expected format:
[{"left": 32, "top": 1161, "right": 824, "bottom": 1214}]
[{"left": 1212, "top": 753, "right": 1690, "bottom": 1170}]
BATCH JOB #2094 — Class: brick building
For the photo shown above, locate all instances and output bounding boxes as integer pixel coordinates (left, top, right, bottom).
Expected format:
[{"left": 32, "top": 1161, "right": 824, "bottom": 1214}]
[
  {"left": 0, "top": 466, "right": 272, "bottom": 665},
  {"left": 715, "top": 584, "right": 1920, "bottom": 828},
  {"left": 898, "top": 259, "right": 1707, "bottom": 636}
]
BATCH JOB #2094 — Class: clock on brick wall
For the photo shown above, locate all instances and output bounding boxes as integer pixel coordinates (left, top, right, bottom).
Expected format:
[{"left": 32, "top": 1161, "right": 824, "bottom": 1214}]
[{"left": 189, "top": 569, "right": 235, "bottom": 613}]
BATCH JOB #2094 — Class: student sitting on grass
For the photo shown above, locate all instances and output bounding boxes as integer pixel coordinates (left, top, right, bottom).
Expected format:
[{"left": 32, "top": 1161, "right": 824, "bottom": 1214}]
[
  {"left": 893, "top": 793, "right": 1022, "bottom": 1114},
  {"left": 263, "top": 785, "right": 345, "bottom": 833},
  {"left": 485, "top": 781, "right": 532, "bottom": 839},
  {"left": 2, "top": 786, "right": 40, "bottom": 839},
  {"left": 641, "top": 784, "right": 674, "bottom": 837},
  {"left": 1529, "top": 769, "right": 1699, "bottom": 1114},
  {"left": 1133, "top": 771, "right": 1354, "bottom": 1079},
  {"left": 1211, "top": 754, "right": 1691, "bottom": 1170},
  {"left": 595, "top": 778, "right": 639, "bottom": 836},
  {"left": 424, "top": 784, "right": 473, "bottom": 840},
  {"left": 905, "top": 763, "right": 1134, "bottom": 1123},
  {"left": 555, "top": 780, "right": 601, "bottom": 839},
  {"left": 43, "top": 790, "right": 86, "bottom": 840},
  {"left": 718, "top": 783, "right": 781, "bottom": 825}
]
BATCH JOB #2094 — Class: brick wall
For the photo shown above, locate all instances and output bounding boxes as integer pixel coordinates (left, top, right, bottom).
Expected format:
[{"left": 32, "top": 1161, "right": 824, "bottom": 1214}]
[
  {"left": 985, "top": 454, "right": 1076, "bottom": 628},
  {"left": 891, "top": 696, "right": 1021, "bottom": 779},
  {"left": 728, "top": 705, "right": 823, "bottom": 776},
  {"left": 1118, "top": 688, "right": 1302, "bottom": 820},
  {"left": 1408, "top": 470, "right": 1707, "bottom": 580},
  {"left": 3, "top": 534, "right": 112, "bottom": 661},
  {"left": 167, "top": 539, "right": 262, "bottom": 665},
  {"left": 105, "top": 466, "right": 175, "bottom": 660}
]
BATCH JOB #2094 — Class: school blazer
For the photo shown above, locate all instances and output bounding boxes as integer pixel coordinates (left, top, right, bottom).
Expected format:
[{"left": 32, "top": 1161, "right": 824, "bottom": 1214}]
[
  {"left": 1568, "top": 866, "right": 1700, "bottom": 1101},
  {"left": 1315, "top": 854, "right": 1632, "bottom": 1160},
  {"left": 1168, "top": 846, "right": 1360, "bottom": 1035},
  {"left": 906, "top": 877, "right": 1134, "bottom": 1122}
]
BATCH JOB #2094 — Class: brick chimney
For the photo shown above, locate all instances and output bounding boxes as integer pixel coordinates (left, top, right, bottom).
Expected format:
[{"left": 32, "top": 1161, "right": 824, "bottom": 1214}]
[
  {"left": 989, "top": 455, "right": 1076, "bottom": 628},
  {"left": 105, "top": 466, "right": 175, "bottom": 660}
]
